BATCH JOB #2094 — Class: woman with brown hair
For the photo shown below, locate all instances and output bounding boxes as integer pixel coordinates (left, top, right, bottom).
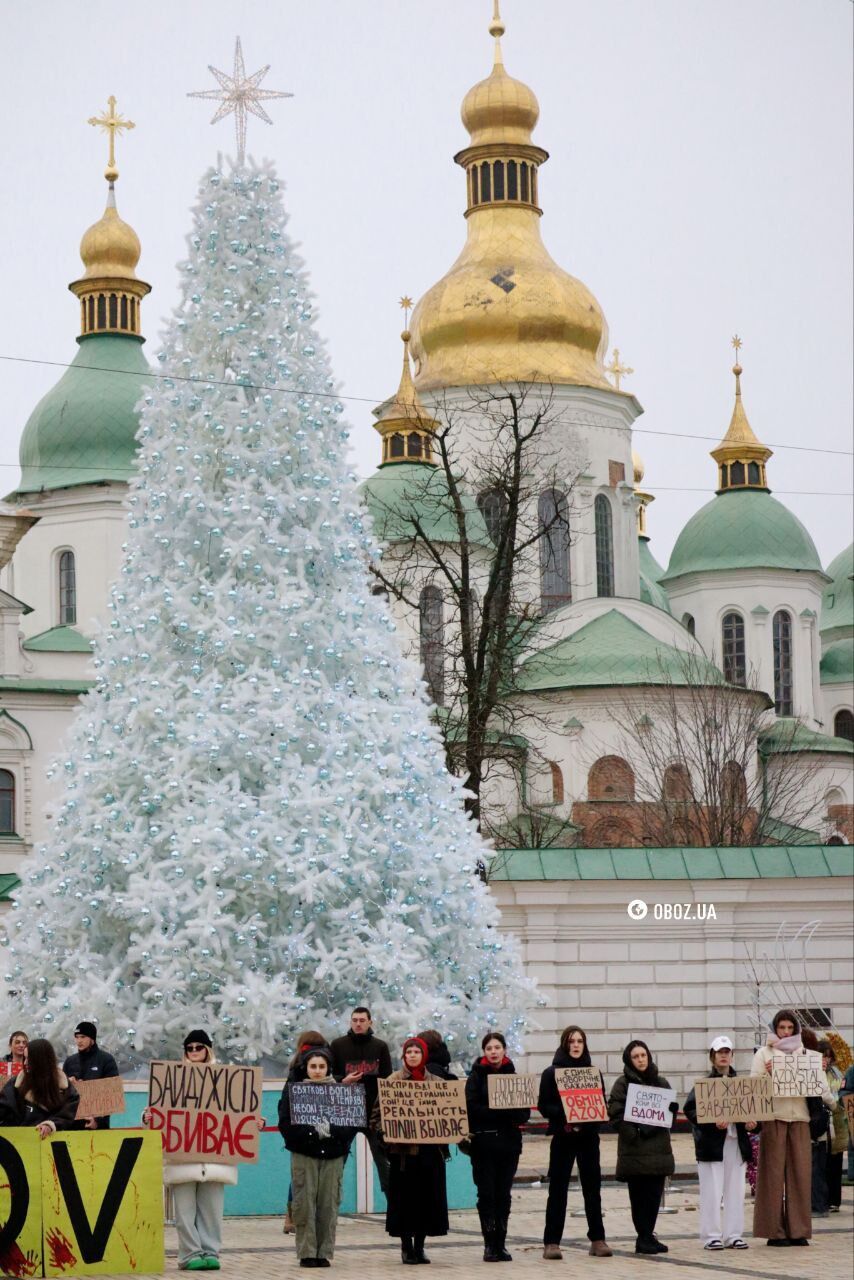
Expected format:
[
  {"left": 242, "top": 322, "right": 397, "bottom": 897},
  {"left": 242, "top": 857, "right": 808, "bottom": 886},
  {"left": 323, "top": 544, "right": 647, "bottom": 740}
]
[
  {"left": 4, "top": 1030, "right": 28, "bottom": 1068},
  {"left": 0, "top": 1037, "right": 79, "bottom": 1136},
  {"left": 283, "top": 1031, "right": 329, "bottom": 1234}
]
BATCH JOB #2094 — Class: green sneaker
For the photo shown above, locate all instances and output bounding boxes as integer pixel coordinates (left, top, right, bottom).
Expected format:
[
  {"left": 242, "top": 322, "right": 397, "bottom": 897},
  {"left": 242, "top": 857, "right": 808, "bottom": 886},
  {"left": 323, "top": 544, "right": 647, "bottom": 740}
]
[
  {"left": 183, "top": 1263, "right": 208, "bottom": 1273},
  {"left": 203, "top": 1260, "right": 221, "bottom": 1272}
]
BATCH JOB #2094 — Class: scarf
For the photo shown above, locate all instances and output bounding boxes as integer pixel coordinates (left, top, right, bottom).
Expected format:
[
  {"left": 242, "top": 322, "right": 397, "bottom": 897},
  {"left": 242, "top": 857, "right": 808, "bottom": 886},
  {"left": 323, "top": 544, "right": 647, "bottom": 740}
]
[
  {"left": 767, "top": 1032, "right": 803, "bottom": 1054},
  {"left": 402, "top": 1037, "right": 429, "bottom": 1081},
  {"left": 479, "top": 1055, "right": 511, "bottom": 1069}
]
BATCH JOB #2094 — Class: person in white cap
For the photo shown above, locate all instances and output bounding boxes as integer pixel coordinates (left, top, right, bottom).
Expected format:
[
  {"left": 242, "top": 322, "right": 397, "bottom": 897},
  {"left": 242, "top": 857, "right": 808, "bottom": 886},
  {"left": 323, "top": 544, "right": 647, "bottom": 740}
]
[{"left": 683, "top": 1036, "right": 756, "bottom": 1250}]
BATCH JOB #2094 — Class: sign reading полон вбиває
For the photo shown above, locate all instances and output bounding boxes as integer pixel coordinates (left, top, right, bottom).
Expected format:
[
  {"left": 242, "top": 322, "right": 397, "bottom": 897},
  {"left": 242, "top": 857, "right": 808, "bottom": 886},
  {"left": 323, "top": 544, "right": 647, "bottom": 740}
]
[
  {"left": 147, "top": 1060, "right": 262, "bottom": 1165},
  {"left": 378, "top": 1077, "right": 469, "bottom": 1144},
  {"left": 289, "top": 1082, "right": 367, "bottom": 1128}
]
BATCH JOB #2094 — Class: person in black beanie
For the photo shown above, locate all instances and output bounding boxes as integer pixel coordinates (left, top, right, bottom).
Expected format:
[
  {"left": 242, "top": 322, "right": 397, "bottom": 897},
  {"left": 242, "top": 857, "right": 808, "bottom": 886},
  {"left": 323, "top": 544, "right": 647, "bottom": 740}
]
[
  {"left": 466, "top": 1031, "right": 530, "bottom": 1263},
  {"left": 538, "top": 1026, "right": 612, "bottom": 1259},
  {"left": 608, "top": 1040, "right": 676, "bottom": 1255},
  {"left": 62, "top": 1020, "right": 119, "bottom": 1130}
]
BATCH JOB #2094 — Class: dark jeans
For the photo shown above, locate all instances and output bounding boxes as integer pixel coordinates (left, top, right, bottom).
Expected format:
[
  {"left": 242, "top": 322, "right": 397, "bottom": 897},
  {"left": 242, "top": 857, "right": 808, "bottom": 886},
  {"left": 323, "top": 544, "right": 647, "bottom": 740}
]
[
  {"left": 826, "top": 1151, "right": 843, "bottom": 1209},
  {"left": 626, "top": 1175, "right": 665, "bottom": 1242},
  {"left": 811, "top": 1139, "right": 829, "bottom": 1214},
  {"left": 471, "top": 1139, "right": 519, "bottom": 1227},
  {"left": 367, "top": 1128, "right": 391, "bottom": 1196},
  {"left": 544, "top": 1130, "right": 605, "bottom": 1245}
]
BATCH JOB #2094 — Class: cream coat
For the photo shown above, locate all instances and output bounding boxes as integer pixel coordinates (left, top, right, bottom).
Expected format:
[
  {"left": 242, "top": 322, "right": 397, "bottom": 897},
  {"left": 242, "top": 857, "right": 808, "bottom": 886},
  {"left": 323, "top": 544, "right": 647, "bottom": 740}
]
[{"left": 750, "top": 1044, "right": 833, "bottom": 1122}]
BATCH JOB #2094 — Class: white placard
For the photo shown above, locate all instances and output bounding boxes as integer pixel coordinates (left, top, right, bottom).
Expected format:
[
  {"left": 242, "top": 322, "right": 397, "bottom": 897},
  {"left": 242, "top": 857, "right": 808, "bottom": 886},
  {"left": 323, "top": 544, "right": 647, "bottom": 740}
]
[{"left": 625, "top": 1082, "right": 677, "bottom": 1129}]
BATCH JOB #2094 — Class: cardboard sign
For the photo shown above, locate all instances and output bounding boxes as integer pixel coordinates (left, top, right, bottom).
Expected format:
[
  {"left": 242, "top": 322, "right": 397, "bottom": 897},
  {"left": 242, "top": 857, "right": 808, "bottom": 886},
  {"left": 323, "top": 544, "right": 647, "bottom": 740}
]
[
  {"left": 625, "top": 1083, "right": 677, "bottom": 1129},
  {"left": 0, "top": 1130, "right": 163, "bottom": 1277},
  {"left": 75, "top": 1077, "right": 126, "bottom": 1122},
  {"left": 771, "top": 1050, "right": 824, "bottom": 1098},
  {"left": 694, "top": 1075, "right": 773, "bottom": 1123},
  {"left": 290, "top": 1082, "right": 367, "bottom": 1129},
  {"left": 378, "top": 1077, "right": 469, "bottom": 1144},
  {"left": 555, "top": 1067, "right": 608, "bottom": 1124},
  {"left": 147, "top": 1060, "right": 262, "bottom": 1165},
  {"left": 844, "top": 1093, "right": 854, "bottom": 1133},
  {"left": 486, "top": 1073, "right": 539, "bottom": 1110}
]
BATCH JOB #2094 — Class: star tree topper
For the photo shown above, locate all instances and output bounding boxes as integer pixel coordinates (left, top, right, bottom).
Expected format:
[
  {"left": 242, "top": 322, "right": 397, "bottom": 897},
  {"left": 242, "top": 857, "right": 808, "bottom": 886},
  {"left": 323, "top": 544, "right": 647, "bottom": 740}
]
[{"left": 188, "top": 37, "right": 293, "bottom": 164}]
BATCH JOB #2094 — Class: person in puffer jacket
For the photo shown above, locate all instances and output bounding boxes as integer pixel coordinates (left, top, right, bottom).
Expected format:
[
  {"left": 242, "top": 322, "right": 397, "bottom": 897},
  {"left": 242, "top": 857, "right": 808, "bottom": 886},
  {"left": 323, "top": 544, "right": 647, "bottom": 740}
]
[
  {"left": 466, "top": 1031, "right": 530, "bottom": 1263},
  {"left": 278, "top": 1046, "right": 356, "bottom": 1268}
]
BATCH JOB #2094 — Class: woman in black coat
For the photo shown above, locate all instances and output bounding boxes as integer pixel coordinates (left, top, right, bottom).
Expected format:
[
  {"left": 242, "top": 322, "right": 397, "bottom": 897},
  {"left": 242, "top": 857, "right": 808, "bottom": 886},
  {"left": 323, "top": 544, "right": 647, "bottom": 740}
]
[
  {"left": 538, "top": 1026, "right": 612, "bottom": 1259},
  {"left": 466, "top": 1031, "right": 530, "bottom": 1262},
  {"left": 608, "top": 1040, "right": 676, "bottom": 1255},
  {"left": 0, "top": 1038, "right": 79, "bottom": 1137}
]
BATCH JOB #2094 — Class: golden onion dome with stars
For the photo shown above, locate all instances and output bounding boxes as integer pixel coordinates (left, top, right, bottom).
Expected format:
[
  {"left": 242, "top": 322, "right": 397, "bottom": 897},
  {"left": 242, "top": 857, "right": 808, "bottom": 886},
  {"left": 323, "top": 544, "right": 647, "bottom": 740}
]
[{"left": 409, "top": 3, "right": 611, "bottom": 393}]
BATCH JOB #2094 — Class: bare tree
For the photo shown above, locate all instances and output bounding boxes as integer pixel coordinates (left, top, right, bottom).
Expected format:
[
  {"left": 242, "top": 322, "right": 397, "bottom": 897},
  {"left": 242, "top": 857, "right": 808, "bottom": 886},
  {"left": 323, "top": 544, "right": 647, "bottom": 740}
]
[
  {"left": 367, "top": 382, "right": 585, "bottom": 828},
  {"left": 614, "top": 653, "right": 827, "bottom": 846}
]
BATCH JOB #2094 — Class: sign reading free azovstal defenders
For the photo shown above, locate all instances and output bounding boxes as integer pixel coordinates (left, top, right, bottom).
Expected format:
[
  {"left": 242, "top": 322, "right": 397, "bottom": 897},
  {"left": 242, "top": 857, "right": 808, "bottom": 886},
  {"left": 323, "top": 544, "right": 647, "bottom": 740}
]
[{"left": 148, "top": 1061, "right": 263, "bottom": 1164}]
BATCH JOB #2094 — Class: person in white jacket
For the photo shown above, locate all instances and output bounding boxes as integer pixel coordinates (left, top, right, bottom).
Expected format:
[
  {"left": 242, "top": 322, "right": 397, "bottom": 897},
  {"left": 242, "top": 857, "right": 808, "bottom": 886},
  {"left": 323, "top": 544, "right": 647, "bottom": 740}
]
[{"left": 144, "top": 1029, "right": 263, "bottom": 1272}]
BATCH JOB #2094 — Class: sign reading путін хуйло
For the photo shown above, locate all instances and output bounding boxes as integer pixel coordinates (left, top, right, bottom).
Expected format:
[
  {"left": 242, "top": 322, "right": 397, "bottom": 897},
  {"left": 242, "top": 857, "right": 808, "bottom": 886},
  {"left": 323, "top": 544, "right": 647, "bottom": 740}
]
[
  {"left": 694, "top": 1075, "right": 773, "bottom": 1123},
  {"left": 378, "top": 1077, "right": 469, "bottom": 1144},
  {"left": 289, "top": 1082, "right": 367, "bottom": 1128},
  {"left": 486, "top": 1073, "right": 539, "bottom": 1109},
  {"left": 147, "top": 1060, "right": 262, "bottom": 1164}
]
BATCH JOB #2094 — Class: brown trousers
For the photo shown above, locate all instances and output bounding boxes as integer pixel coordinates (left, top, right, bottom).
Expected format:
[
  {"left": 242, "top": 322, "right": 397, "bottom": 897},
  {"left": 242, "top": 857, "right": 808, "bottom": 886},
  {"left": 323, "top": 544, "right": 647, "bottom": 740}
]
[{"left": 753, "top": 1119, "right": 812, "bottom": 1241}]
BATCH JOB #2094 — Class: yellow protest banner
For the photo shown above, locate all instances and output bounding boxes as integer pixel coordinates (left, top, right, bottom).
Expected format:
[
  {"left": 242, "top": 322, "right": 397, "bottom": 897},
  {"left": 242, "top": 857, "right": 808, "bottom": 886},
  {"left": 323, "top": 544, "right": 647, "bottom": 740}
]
[
  {"left": 41, "top": 1131, "right": 163, "bottom": 1277},
  {"left": 0, "top": 1128, "right": 42, "bottom": 1280}
]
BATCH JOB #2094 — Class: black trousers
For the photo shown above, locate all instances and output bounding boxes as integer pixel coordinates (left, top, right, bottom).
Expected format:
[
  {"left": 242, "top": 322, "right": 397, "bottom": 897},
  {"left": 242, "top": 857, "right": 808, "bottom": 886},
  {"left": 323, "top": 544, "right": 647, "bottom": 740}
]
[
  {"left": 826, "top": 1151, "right": 843, "bottom": 1209},
  {"left": 471, "top": 1139, "right": 519, "bottom": 1226},
  {"left": 811, "top": 1138, "right": 829, "bottom": 1213},
  {"left": 626, "top": 1175, "right": 665, "bottom": 1242},
  {"left": 544, "top": 1130, "right": 605, "bottom": 1245},
  {"left": 367, "top": 1128, "right": 391, "bottom": 1196}
]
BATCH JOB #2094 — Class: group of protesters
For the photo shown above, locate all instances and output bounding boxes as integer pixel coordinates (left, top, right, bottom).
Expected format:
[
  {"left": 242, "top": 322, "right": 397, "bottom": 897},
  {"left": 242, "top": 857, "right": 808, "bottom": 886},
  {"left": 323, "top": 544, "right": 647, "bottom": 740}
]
[{"left": 1, "top": 1007, "right": 851, "bottom": 1271}]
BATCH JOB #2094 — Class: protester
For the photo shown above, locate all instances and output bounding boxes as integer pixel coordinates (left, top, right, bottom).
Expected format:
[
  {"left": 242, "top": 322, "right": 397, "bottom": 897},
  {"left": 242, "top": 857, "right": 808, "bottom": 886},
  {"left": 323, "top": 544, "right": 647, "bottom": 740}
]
[
  {"left": 143, "top": 1029, "right": 263, "bottom": 1272},
  {"left": 538, "top": 1025, "right": 611, "bottom": 1260},
  {"left": 802, "top": 1027, "right": 832, "bottom": 1217},
  {"left": 372, "top": 1036, "right": 449, "bottom": 1264},
  {"left": 751, "top": 1009, "right": 834, "bottom": 1245},
  {"left": 465, "top": 1031, "right": 530, "bottom": 1262},
  {"left": 330, "top": 1006, "right": 393, "bottom": 1194},
  {"left": 683, "top": 1035, "right": 755, "bottom": 1250},
  {"left": 818, "top": 1039, "right": 846, "bottom": 1212},
  {"left": 418, "top": 1029, "right": 457, "bottom": 1081},
  {"left": 4, "top": 1030, "right": 28, "bottom": 1067},
  {"left": 608, "top": 1040, "right": 676, "bottom": 1255},
  {"left": 283, "top": 1031, "right": 330, "bottom": 1235},
  {"left": 278, "top": 1046, "right": 355, "bottom": 1268},
  {"left": 0, "top": 1038, "right": 79, "bottom": 1136},
  {"left": 841, "top": 1060, "right": 854, "bottom": 1184},
  {"left": 62, "top": 1020, "right": 119, "bottom": 1130}
]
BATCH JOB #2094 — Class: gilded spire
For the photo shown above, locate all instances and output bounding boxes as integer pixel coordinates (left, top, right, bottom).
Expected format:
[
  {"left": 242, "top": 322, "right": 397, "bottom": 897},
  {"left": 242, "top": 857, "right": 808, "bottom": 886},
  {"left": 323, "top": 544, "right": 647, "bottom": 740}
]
[
  {"left": 373, "top": 316, "right": 439, "bottom": 465},
  {"left": 69, "top": 97, "right": 150, "bottom": 341},
  {"left": 710, "top": 337, "right": 772, "bottom": 492},
  {"left": 489, "top": 1, "right": 506, "bottom": 65},
  {"left": 633, "top": 448, "right": 654, "bottom": 538}
]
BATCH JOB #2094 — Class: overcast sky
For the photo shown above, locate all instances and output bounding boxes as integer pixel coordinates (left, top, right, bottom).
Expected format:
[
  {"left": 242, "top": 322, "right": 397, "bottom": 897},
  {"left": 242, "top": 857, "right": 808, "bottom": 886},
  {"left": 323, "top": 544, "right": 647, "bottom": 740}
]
[{"left": 2, "top": 0, "right": 851, "bottom": 565}]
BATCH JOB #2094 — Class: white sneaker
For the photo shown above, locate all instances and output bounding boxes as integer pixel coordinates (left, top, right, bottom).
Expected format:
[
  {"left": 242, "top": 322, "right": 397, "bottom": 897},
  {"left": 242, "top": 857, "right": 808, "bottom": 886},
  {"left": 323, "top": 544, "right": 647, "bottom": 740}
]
[{"left": 704, "top": 1239, "right": 724, "bottom": 1250}]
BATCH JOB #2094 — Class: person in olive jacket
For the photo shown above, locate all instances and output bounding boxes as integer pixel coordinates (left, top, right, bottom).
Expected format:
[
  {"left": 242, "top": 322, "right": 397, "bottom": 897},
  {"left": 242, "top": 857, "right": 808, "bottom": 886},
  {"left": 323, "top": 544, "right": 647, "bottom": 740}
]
[
  {"left": 683, "top": 1035, "right": 755, "bottom": 1250},
  {"left": 608, "top": 1040, "right": 676, "bottom": 1255},
  {"left": 278, "top": 1046, "right": 356, "bottom": 1268},
  {"left": 466, "top": 1031, "right": 530, "bottom": 1263},
  {"left": 538, "top": 1025, "right": 612, "bottom": 1259}
]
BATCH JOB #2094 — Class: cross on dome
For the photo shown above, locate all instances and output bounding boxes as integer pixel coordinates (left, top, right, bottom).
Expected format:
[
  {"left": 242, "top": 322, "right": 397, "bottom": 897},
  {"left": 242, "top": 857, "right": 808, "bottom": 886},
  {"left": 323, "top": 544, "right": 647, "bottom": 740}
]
[{"left": 87, "top": 96, "right": 135, "bottom": 184}]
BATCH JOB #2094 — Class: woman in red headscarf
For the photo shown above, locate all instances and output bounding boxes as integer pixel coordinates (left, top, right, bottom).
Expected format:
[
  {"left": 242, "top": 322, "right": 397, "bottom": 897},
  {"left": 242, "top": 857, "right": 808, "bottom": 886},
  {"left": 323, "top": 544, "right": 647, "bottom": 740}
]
[{"left": 371, "top": 1036, "right": 449, "bottom": 1264}]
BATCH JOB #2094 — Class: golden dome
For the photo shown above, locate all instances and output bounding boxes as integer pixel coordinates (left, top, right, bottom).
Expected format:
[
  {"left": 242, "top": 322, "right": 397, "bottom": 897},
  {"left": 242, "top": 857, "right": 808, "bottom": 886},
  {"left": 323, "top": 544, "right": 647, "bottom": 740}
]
[
  {"left": 710, "top": 340, "right": 772, "bottom": 492},
  {"left": 409, "top": 9, "right": 610, "bottom": 393},
  {"left": 79, "top": 188, "right": 143, "bottom": 280},
  {"left": 373, "top": 331, "right": 439, "bottom": 465}
]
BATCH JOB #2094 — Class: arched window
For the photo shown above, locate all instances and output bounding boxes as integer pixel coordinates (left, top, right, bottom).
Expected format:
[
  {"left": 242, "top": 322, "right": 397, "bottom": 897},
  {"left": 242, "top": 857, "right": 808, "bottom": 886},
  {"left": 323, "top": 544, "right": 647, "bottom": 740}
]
[
  {"left": 0, "top": 770, "right": 14, "bottom": 834},
  {"left": 722, "top": 612, "right": 746, "bottom": 686},
  {"left": 594, "top": 494, "right": 615, "bottom": 597},
  {"left": 772, "top": 610, "right": 793, "bottom": 716},
  {"left": 470, "top": 166, "right": 479, "bottom": 205},
  {"left": 407, "top": 432, "right": 423, "bottom": 458},
  {"left": 507, "top": 160, "right": 518, "bottom": 200},
  {"left": 721, "top": 761, "right": 747, "bottom": 811},
  {"left": 419, "top": 586, "right": 444, "bottom": 706},
  {"left": 58, "top": 550, "right": 77, "bottom": 625},
  {"left": 520, "top": 163, "right": 530, "bottom": 202},
  {"left": 493, "top": 161, "right": 505, "bottom": 200},
  {"left": 389, "top": 433, "right": 405, "bottom": 459},
  {"left": 663, "top": 763, "right": 692, "bottom": 802},
  {"left": 834, "top": 709, "right": 854, "bottom": 743},
  {"left": 549, "top": 761, "right": 564, "bottom": 806},
  {"left": 480, "top": 162, "right": 492, "bottom": 202},
  {"left": 538, "top": 488, "right": 571, "bottom": 613},
  {"left": 477, "top": 489, "right": 506, "bottom": 547},
  {"left": 682, "top": 613, "right": 696, "bottom": 636},
  {"left": 588, "top": 756, "right": 635, "bottom": 802}
]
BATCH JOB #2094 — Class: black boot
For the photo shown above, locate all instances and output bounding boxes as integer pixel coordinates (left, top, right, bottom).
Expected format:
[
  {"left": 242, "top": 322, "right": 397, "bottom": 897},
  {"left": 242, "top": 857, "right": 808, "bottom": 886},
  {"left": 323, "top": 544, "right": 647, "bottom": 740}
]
[
  {"left": 482, "top": 1222, "right": 500, "bottom": 1262},
  {"left": 494, "top": 1219, "right": 512, "bottom": 1262},
  {"left": 413, "top": 1235, "right": 430, "bottom": 1264},
  {"left": 401, "top": 1236, "right": 418, "bottom": 1264}
]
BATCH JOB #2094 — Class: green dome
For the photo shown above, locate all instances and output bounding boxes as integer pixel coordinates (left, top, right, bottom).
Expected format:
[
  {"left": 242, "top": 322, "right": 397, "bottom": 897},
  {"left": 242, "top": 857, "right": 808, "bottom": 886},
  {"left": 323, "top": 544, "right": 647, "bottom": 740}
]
[
  {"left": 638, "top": 538, "right": 671, "bottom": 614},
  {"left": 662, "top": 488, "right": 823, "bottom": 582},
  {"left": 820, "top": 542, "right": 853, "bottom": 639},
  {"left": 14, "top": 334, "right": 149, "bottom": 496},
  {"left": 360, "top": 463, "right": 492, "bottom": 546},
  {"left": 820, "top": 637, "right": 854, "bottom": 686}
]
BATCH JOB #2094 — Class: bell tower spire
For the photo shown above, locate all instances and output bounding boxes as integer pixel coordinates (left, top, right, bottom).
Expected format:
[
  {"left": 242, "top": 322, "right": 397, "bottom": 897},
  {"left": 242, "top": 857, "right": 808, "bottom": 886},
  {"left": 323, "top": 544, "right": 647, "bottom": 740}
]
[{"left": 710, "top": 336, "right": 772, "bottom": 493}]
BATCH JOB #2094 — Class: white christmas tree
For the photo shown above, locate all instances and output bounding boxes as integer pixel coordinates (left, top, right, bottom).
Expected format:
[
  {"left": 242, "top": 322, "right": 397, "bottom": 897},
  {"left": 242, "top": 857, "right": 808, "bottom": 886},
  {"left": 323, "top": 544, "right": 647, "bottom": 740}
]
[{"left": 5, "top": 160, "right": 536, "bottom": 1064}]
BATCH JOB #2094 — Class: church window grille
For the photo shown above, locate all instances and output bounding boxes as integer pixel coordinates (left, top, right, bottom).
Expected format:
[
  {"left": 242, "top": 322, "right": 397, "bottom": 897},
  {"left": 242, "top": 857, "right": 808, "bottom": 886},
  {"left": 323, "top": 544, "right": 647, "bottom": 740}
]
[
  {"left": 722, "top": 612, "right": 746, "bottom": 686},
  {"left": 730, "top": 461, "right": 745, "bottom": 486},
  {"left": 59, "top": 550, "right": 77, "bottom": 625},
  {"left": 520, "top": 163, "right": 530, "bottom": 202},
  {"left": 507, "top": 160, "right": 518, "bottom": 200},
  {"left": 538, "top": 488, "right": 571, "bottom": 612},
  {"left": 97, "top": 295, "right": 106, "bottom": 328},
  {"left": 480, "top": 162, "right": 492, "bottom": 202},
  {"left": 407, "top": 432, "right": 423, "bottom": 458},
  {"left": 419, "top": 586, "right": 444, "bottom": 705},
  {"left": 594, "top": 494, "right": 615, "bottom": 597},
  {"left": 748, "top": 461, "right": 761, "bottom": 485},
  {"left": 531, "top": 167, "right": 539, "bottom": 203},
  {"left": 834, "top": 709, "right": 854, "bottom": 743},
  {"left": 470, "top": 166, "right": 479, "bottom": 205},
  {"left": 493, "top": 161, "right": 505, "bottom": 200},
  {"left": 0, "top": 771, "right": 14, "bottom": 834},
  {"left": 390, "top": 433, "right": 405, "bottom": 459},
  {"left": 108, "top": 294, "right": 118, "bottom": 328},
  {"left": 120, "top": 295, "right": 129, "bottom": 329},
  {"left": 87, "top": 296, "right": 95, "bottom": 331},
  {"left": 772, "top": 610, "right": 793, "bottom": 716}
]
